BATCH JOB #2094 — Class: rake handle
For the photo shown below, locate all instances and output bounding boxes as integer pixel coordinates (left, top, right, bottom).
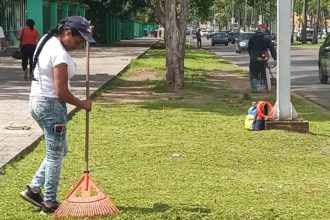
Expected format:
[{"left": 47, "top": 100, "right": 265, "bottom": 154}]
[{"left": 85, "top": 42, "right": 90, "bottom": 172}]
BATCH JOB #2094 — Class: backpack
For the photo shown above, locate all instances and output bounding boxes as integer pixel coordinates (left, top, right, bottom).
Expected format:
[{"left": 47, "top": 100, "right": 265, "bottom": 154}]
[{"left": 245, "top": 101, "right": 274, "bottom": 131}]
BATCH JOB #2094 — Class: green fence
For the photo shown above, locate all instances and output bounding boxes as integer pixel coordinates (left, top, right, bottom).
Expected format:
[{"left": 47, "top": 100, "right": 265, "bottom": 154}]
[
  {"left": 0, "top": 0, "right": 86, "bottom": 46},
  {"left": 1, "top": 0, "right": 158, "bottom": 47}
]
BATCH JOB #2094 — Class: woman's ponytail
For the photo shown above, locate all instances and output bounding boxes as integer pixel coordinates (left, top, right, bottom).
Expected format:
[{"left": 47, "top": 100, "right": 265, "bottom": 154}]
[{"left": 32, "top": 19, "right": 66, "bottom": 72}]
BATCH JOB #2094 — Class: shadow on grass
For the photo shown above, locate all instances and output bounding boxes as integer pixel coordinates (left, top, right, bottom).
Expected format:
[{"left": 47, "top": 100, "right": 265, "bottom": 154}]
[
  {"left": 118, "top": 202, "right": 211, "bottom": 214},
  {"left": 97, "top": 74, "right": 252, "bottom": 118},
  {"left": 97, "top": 74, "right": 330, "bottom": 123}
]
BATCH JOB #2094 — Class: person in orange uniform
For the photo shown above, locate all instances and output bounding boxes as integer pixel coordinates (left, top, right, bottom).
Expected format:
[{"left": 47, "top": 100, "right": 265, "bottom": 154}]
[{"left": 17, "top": 19, "right": 41, "bottom": 80}]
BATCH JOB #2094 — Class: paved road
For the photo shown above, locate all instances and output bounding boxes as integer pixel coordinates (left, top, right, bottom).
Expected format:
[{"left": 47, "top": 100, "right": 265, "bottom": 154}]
[{"left": 201, "top": 38, "right": 330, "bottom": 110}]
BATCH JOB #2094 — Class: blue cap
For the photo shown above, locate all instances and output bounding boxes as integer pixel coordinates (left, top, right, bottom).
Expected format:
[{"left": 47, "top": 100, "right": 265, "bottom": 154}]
[{"left": 64, "top": 16, "right": 96, "bottom": 43}]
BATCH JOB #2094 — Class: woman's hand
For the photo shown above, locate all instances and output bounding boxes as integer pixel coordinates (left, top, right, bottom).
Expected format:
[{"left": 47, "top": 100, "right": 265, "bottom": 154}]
[{"left": 81, "top": 100, "right": 92, "bottom": 111}]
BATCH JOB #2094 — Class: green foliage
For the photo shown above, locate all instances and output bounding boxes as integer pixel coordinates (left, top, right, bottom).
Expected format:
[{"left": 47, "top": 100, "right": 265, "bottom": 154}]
[{"left": 1, "top": 48, "right": 330, "bottom": 219}]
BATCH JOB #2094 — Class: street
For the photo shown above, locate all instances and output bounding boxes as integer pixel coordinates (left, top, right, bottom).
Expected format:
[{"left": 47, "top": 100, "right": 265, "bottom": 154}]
[{"left": 198, "top": 37, "right": 330, "bottom": 110}]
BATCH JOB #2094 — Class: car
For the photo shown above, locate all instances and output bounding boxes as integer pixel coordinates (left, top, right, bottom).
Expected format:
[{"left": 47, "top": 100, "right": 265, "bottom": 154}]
[
  {"left": 211, "top": 32, "right": 228, "bottom": 46},
  {"left": 296, "top": 28, "right": 314, "bottom": 42},
  {"left": 227, "top": 31, "right": 240, "bottom": 44},
  {"left": 318, "top": 30, "right": 328, "bottom": 39},
  {"left": 186, "top": 28, "right": 196, "bottom": 37},
  {"left": 206, "top": 30, "right": 214, "bottom": 39},
  {"left": 235, "top": 32, "right": 255, "bottom": 53},
  {"left": 198, "top": 29, "right": 208, "bottom": 38},
  {"left": 318, "top": 34, "right": 330, "bottom": 84}
]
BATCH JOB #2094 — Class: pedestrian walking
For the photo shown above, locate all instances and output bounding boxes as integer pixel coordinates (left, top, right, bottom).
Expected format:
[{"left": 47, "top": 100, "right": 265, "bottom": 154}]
[
  {"left": 196, "top": 28, "right": 202, "bottom": 49},
  {"left": 17, "top": 19, "right": 41, "bottom": 80},
  {"left": 248, "top": 28, "right": 276, "bottom": 92},
  {"left": 19, "top": 16, "right": 95, "bottom": 215},
  {"left": 0, "top": 25, "right": 7, "bottom": 53}
]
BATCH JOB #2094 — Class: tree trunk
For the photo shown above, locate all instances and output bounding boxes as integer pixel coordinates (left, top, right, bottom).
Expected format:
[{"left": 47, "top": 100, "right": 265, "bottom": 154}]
[
  {"left": 150, "top": 0, "right": 187, "bottom": 89},
  {"left": 291, "top": 0, "right": 295, "bottom": 43},
  {"left": 302, "top": 0, "right": 308, "bottom": 44},
  {"left": 312, "top": 0, "right": 320, "bottom": 44}
]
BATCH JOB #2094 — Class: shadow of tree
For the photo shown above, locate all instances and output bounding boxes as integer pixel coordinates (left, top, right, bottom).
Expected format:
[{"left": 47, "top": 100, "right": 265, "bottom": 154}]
[{"left": 118, "top": 202, "right": 211, "bottom": 214}]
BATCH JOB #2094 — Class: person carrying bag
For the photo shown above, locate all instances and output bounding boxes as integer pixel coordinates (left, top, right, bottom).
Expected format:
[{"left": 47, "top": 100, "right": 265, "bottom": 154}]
[{"left": 17, "top": 19, "right": 40, "bottom": 80}]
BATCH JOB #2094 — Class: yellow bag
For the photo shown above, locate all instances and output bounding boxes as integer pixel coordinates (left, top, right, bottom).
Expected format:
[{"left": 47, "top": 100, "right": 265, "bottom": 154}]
[{"left": 245, "top": 114, "right": 255, "bottom": 130}]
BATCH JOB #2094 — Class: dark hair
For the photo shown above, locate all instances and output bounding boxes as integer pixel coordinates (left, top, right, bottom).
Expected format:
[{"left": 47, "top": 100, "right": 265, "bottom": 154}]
[
  {"left": 26, "top": 19, "right": 35, "bottom": 30},
  {"left": 32, "top": 19, "right": 81, "bottom": 72}
]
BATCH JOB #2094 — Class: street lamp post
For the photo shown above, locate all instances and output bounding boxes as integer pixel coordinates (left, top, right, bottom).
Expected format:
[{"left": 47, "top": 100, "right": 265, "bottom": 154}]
[
  {"left": 266, "top": 0, "right": 309, "bottom": 133},
  {"left": 274, "top": 0, "right": 297, "bottom": 120}
]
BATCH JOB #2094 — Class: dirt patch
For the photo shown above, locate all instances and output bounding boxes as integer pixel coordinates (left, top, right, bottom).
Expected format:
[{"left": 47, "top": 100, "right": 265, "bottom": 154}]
[
  {"left": 128, "top": 69, "right": 160, "bottom": 81},
  {"left": 207, "top": 71, "right": 250, "bottom": 92},
  {"left": 98, "top": 68, "right": 252, "bottom": 104}
]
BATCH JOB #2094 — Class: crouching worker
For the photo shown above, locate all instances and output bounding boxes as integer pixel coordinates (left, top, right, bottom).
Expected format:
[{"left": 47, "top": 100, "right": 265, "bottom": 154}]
[{"left": 19, "top": 16, "right": 95, "bottom": 215}]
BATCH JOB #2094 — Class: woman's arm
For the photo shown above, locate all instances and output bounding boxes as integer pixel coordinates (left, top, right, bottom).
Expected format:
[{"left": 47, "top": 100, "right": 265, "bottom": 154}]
[
  {"left": 17, "top": 28, "right": 23, "bottom": 41},
  {"left": 36, "top": 31, "right": 41, "bottom": 43},
  {"left": 53, "top": 63, "right": 92, "bottom": 111}
]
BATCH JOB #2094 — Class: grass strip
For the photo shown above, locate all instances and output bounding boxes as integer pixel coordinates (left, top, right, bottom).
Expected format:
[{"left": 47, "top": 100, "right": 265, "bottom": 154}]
[{"left": 0, "top": 48, "right": 330, "bottom": 220}]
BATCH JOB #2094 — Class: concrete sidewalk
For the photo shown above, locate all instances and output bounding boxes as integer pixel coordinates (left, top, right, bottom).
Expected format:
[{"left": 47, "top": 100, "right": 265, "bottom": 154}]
[{"left": 0, "top": 38, "right": 158, "bottom": 169}]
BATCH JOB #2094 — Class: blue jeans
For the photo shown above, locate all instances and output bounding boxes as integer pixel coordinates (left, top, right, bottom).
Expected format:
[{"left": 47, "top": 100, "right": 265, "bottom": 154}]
[{"left": 29, "top": 96, "right": 68, "bottom": 202}]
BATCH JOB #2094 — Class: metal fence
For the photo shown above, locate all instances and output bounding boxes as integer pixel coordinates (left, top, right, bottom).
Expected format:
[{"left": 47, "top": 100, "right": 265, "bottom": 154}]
[
  {"left": 0, "top": 0, "right": 26, "bottom": 47},
  {"left": 1, "top": 0, "right": 159, "bottom": 47}
]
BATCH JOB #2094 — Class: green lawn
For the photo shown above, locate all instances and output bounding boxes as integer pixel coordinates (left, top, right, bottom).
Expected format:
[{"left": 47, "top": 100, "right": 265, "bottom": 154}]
[
  {"left": 1, "top": 48, "right": 330, "bottom": 219},
  {"left": 291, "top": 38, "right": 325, "bottom": 48}
]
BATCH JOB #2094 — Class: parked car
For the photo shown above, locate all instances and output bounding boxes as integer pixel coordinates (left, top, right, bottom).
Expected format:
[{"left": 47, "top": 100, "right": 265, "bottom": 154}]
[
  {"left": 186, "top": 28, "right": 196, "bottom": 37},
  {"left": 296, "top": 28, "right": 314, "bottom": 42},
  {"left": 206, "top": 30, "right": 214, "bottom": 39},
  {"left": 318, "top": 34, "right": 330, "bottom": 84},
  {"left": 201, "top": 29, "right": 208, "bottom": 37},
  {"left": 318, "top": 30, "right": 329, "bottom": 39},
  {"left": 211, "top": 32, "right": 229, "bottom": 46},
  {"left": 235, "top": 32, "right": 255, "bottom": 53},
  {"left": 227, "top": 31, "right": 240, "bottom": 44}
]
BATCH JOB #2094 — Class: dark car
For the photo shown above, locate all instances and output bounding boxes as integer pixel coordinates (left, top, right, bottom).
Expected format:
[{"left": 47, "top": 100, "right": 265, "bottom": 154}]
[
  {"left": 211, "top": 32, "right": 228, "bottom": 46},
  {"left": 318, "top": 34, "right": 330, "bottom": 84},
  {"left": 227, "top": 31, "right": 240, "bottom": 44},
  {"left": 235, "top": 32, "right": 255, "bottom": 53}
]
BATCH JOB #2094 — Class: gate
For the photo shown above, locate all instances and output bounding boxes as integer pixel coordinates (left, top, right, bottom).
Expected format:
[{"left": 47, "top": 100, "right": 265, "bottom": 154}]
[{"left": 0, "top": 0, "right": 27, "bottom": 47}]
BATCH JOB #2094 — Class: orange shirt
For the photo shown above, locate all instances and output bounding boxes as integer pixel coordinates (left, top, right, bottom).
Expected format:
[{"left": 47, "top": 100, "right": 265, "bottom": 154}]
[{"left": 21, "top": 27, "right": 39, "bottom": 46}]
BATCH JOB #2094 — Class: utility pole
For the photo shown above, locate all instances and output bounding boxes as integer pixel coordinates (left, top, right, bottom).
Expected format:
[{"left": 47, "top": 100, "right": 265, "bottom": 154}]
[
  {"left": 266, "top": 0, "right": 309, "bottom": 133},
  {"left": 275, "top": 0, "right": 297, "bottom": 120}
]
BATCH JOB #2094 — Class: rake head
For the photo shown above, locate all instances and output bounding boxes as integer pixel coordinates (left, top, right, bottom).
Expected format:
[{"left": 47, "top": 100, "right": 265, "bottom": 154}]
[{"left": 54, "top": 172, "right": 119, "bottom": 218}]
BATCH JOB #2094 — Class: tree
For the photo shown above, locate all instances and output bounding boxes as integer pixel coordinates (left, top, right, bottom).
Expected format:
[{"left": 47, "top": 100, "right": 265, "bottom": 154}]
[
  {"left": 291, "top": 0, "right": 295, "bottom": 43},
  {"left": 150, "top": 0, "right": 188, "bottom": 89},
  {"left": 301, "top": 0, "right": 308, "bottom": 44},
  {"left": 312, "top": 0, "right": 320, "bottom": 44}
]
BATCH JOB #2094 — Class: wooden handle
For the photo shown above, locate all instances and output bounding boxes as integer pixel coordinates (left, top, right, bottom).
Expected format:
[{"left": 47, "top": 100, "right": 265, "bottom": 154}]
[{"left": 85, "top": 42, "right": 90, "bottom": 172}]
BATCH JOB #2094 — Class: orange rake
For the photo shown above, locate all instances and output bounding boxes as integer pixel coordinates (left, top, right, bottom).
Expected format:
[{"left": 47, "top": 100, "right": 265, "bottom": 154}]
[
  {"left": 54, "top": 41, "right": 119, "bottom": 218},
  {"left": 53, "top": 171, "right": 119, "bottom": 218}
]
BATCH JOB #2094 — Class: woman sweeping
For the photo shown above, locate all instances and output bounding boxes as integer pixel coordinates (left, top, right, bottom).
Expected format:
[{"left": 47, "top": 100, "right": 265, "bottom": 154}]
[{"left": 19, "top": 16, "right": 95, "bottom": 215}]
